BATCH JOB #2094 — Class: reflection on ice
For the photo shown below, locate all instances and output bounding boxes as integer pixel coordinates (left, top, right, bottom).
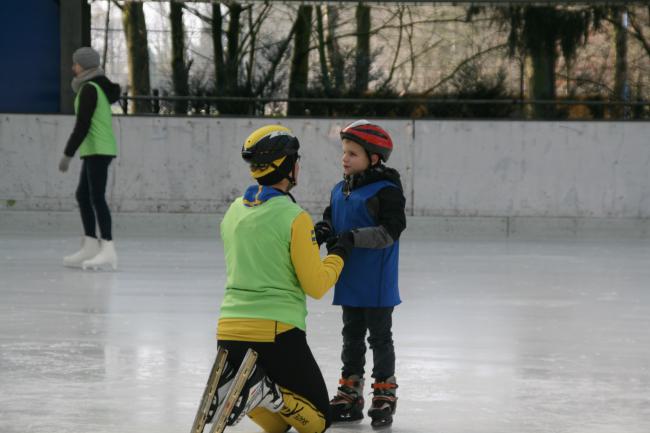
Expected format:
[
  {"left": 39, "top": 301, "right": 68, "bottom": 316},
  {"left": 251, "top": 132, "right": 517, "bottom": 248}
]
[{"left": 1, "top": 231, "right": 649, "bottom": 433}]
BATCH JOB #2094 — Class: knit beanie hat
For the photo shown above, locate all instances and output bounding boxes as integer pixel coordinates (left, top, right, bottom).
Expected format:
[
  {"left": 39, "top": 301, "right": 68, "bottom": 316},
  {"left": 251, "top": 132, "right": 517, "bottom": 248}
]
[{"left": 73, "top": 47, "right": 100, "bottom": 70}]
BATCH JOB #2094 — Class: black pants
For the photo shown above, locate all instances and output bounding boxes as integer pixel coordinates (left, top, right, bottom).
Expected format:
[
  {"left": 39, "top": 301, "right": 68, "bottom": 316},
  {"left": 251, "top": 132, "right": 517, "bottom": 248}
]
[
  {"left": 341, "top": 306, "right": 395, "bottom": 380},
  {"left": 75, "top": 155, "right": 113, "bottom": 241},
  {"left": 218, "top": 327, "right": 331, "bottom": 428}
]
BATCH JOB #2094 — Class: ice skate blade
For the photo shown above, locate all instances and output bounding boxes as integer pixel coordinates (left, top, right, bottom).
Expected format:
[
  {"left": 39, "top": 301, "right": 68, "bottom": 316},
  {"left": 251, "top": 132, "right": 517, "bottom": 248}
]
[
  {"left": 370, "top": 416, "right": 393, "bottom": 429},
  {"left": 331, "top": 415, "right": 364, "bottom": 424},
  {"left": 82, "top": 262, "right": 117, "bottom": 271}
]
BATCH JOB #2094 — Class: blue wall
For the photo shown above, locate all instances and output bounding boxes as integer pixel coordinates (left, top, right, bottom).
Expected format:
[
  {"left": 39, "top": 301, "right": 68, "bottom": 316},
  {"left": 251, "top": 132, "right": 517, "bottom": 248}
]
[{"left": 0, "top": 0, "right": 60, "bottom": 113}]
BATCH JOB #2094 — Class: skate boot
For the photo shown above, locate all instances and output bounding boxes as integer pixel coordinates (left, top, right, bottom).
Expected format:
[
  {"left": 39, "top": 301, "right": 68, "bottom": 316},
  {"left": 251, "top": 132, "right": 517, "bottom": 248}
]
[
  {"left": 207, "top": 362, "right": 284, "bottom": 426},
  {"left": 228, "top": 363, "right": 284, "bottom": 425},
  {"left": 82, "top": 240, "right": 117, "bottom": 270},
  {"left": 368, "top": 376, "right": 398, "bottom": 428},
  {"left": 63, "top": 236, "right": 100, "bottom": 268},
  {"left": 329, "top": 374, "right": 365, "bottom": 422}
]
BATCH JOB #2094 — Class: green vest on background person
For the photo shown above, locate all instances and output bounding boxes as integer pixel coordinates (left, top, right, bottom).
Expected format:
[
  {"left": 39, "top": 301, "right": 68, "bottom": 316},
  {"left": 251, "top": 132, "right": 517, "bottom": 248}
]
[{"left": 74, "top": 81, "right": 117, "bottom": 158}]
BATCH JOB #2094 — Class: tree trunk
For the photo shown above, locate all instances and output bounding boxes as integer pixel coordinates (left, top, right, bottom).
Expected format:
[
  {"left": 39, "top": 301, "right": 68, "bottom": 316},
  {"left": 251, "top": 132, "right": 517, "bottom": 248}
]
[
  {"left": 325, "top": 6, "right": 345, "bottom": 91},
  {"left": 529, "top": 48, "right": 556, "bottom": 118},
  {"left": 225, "top": 2, "right": 242, "bottom": 95},
  {"left": 245, "top": 7, "right": 256, "bottom": 95},
  {"left": 527, "top": 16, "right": 557, "bottom": 120},
  {"left": 316, "top": 6, "right": 331, "bottom": 95},
  {"left": 355, "top": 3, "right": 371, "bottom": 94},
  {"left": 613, "top": 7, "right": 629, "bottom": 118},
  {"left": 212, "top": 2, "right": 225, "bottom": 96},
  {"left": 288, "top": 5, "right": 312, "bottom": 115},
  {"left": 170, "top": 2, "right": 189, "bottom": 114},
  {"left": 122, "top": 1, "right": 151, "bottom": 113},
  {"left": 102, "top": 1, "right": 110, "bottom": 70}
]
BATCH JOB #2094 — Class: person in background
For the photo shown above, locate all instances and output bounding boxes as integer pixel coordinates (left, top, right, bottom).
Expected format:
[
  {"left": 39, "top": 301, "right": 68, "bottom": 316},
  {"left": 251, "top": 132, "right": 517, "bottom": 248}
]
[{"left": 60, "top": 47, "right": 121, "bottom": 270}]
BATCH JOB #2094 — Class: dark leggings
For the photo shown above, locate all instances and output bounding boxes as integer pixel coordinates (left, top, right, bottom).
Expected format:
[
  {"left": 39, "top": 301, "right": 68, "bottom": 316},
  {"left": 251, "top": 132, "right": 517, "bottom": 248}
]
[
  {"left": 75, "top": 155, "right": 113, "bottom": 241},
  {"left": 219, "top": 327, "right": 331, "bottom": 427},
  {"left": 341, "top": 306, "right": 395, "bottom": 380}
]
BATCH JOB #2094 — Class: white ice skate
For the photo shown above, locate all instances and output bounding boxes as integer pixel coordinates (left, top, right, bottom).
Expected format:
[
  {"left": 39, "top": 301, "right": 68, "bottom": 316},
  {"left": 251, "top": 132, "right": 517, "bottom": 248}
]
[
  {"left": 82, "top": 240, "right": 117, "bottom": 270},
  {"left": 239, "top": 365, "right": 284, "bottom": 414},
  {"left": 226, "top": 363, "right": 284, "bottom": 426},
  {"left": 199, "top": 349, "right": 283, "bottom": 433},
  {"left": 63, "top": 236, "right": 100, "bottom": 268}
]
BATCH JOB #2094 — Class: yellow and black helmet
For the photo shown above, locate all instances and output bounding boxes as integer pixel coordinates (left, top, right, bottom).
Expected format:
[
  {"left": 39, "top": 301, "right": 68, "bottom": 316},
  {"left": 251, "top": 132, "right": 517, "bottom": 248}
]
[{"left": 242, "top": 125, "right": 300, "bottom": 185}]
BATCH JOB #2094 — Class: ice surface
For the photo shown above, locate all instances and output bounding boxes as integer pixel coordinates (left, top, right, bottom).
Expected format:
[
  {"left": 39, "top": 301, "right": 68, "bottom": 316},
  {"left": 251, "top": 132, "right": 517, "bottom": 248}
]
[{"left": 1, "top": 228, "right": 649, "bottom": 433}]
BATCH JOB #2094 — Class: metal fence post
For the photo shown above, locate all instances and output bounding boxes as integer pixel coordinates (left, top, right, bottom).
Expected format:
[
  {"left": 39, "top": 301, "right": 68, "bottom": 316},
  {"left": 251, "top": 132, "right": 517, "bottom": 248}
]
[{"left": 152, "top": 89, "right": 160, "bottom": 114}]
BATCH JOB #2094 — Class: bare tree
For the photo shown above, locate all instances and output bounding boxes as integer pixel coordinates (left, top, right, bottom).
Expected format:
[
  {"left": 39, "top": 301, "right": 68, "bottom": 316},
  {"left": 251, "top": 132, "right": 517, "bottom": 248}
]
[
  {"left": 355, "top": 3, "right": 371, "bottom": 93},
  {"left": 183, "top": 1, "right": 291, "bottom": 105},
  {"left": 288, "top": 5, "right": 313, "bottom": 115},
  {"left": 325, "top": 6, "right": 345, "bottom": 92},
  {"left": 469, "top": 5, "right": 602, "bottom": 118},
  {"left": 211, "top": 2, "right": 226, "bottom": 95},
  {"left": 170, "top": 1, "right": 190, "bottom": 114},
  {"left": 612, "top": 7, "right": 629, "bottom": 117},
  {"left": 117, "top": 1, "right": 151, "bottom": 113},
  {"left": 225, "top": 2, "right": 242, "bottom": 95},
  {"left": 102, "top": 1, "right": 111, "bottom": 70},
  {"left": 626, "top": 7, "right": 650, "bottom": 57},
  {"left": 315, "top": 6, "right": 332, "bottom": 94}
]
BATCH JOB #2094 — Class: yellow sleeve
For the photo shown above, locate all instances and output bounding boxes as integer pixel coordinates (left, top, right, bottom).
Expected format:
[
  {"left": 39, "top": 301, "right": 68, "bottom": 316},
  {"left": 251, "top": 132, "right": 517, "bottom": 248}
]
[{"left": 290, "top": 211, "right": 344, "bottom": 299}]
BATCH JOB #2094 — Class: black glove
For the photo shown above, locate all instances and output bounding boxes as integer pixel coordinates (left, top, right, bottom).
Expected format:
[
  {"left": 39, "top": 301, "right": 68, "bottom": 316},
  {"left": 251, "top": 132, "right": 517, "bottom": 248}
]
[
  {"left": 326, "top": 231, "right": 355, "bottom": 261},
  {"left": 314, "top": 220, "right": 333, "bottom": 246}
]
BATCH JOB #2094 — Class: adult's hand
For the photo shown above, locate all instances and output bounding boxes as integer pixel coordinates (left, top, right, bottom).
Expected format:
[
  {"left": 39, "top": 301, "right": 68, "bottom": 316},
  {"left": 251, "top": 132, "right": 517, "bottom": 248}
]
[
  {"left": 314, "top": 220, "right": 333, "bottom": 246},
  {"left": 59, "top": 155, "right": 72, "bottom": 173}
]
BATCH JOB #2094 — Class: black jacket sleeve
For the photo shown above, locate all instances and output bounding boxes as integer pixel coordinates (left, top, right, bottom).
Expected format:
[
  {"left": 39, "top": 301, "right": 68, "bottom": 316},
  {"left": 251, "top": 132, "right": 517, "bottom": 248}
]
[
  {"left": 375, "top": 186, "right": 407, "bottom": 241},
  {"left": 64, "top": 84, "right": 98, "bottom": 157},
  {"left": 322, "top": 205, "right": 332, "bottom": 224},
  {"left": 352, "top": 186, "right": 406, "bottom": 249}
]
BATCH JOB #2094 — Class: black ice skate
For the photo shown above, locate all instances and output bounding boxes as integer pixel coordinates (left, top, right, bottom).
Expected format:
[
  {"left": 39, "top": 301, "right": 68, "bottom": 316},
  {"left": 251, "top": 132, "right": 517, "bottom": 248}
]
[
  {"left": 368, "top": 376, "right": 398, "bottom": 428},
  {"left": 329, "top": 375, "right": 365, "bottom": 422}
]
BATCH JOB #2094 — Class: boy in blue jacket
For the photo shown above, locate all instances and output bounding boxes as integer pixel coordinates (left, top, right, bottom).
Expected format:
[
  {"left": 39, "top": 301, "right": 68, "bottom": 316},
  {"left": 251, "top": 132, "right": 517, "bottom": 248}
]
[{"left": 316, "top": 120, "right": 406, "bottom": 427}]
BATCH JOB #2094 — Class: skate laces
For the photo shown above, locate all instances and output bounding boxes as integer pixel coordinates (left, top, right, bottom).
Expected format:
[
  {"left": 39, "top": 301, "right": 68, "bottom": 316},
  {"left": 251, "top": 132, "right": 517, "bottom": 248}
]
[
  {"left": 369, "top": 381, "right": 398, "bottom": 407},
  {"left": 332, "top": 377, "right": 363, "bottom": 404},
  {"left": 371, "top": 382, "right": 398, "bottom": 397},
  {"left": 339, "top": 377, "right": 362, "bottom": 387},
  {"left": 371, "top": 381, "right": 398, "bottom": 392}
]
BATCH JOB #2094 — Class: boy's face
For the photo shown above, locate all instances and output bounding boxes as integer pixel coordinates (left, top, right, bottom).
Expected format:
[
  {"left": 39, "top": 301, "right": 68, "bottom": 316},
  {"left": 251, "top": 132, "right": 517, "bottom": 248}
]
[{"left": 342, "top": 138, "right": 370, "bottom": 176}]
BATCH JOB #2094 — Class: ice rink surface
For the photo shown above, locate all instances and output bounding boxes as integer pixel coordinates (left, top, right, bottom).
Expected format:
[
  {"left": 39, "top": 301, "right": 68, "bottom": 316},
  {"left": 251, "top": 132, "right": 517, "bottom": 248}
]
[{"left": 1, "top": 219, "right": 649, "bottom": 433}]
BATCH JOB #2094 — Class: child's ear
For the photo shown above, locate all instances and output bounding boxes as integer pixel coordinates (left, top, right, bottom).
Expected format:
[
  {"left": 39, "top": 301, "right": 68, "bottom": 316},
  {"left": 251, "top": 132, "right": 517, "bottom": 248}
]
[{"left": 371, "top": 154, "right": 380, "bottom": 165}]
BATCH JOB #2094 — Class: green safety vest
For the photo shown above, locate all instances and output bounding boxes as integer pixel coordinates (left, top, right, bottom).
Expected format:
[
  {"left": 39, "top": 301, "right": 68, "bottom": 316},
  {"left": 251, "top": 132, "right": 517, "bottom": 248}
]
[
  {"left": 219, "top": 195, "right": 308, "bottom": 330},
  {"left": 74, "top": 81, "right": 117, "bottom": 157}
]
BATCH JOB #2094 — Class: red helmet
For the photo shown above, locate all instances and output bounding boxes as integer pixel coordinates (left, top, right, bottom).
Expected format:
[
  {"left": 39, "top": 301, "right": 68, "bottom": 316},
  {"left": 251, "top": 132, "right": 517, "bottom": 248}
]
[{"left": 340, "top": 120, "right": 393, "bottom": 162}]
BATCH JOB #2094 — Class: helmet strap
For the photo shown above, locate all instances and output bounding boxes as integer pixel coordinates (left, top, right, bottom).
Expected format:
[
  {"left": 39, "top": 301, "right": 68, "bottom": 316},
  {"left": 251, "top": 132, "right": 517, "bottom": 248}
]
[{"left": 285, "top": 156, "right": 298, "bottom": 190}]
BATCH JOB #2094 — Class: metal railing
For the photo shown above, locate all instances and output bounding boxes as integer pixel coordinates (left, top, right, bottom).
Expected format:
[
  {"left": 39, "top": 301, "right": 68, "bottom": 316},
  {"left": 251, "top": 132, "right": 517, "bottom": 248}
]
[{"left": 118, "top": 92, "right": 650, "bottom": 120}]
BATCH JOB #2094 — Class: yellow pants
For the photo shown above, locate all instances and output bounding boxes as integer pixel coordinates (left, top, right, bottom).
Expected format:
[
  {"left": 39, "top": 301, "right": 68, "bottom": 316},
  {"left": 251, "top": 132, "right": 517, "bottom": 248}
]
[{"left": 248, "top": 386, "right": 327, "bottom": 433}]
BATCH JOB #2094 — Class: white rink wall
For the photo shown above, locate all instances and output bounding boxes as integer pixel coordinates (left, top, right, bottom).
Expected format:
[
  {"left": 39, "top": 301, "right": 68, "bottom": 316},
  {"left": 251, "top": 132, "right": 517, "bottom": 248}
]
[{"left": 1, "top": 114, "right": 650, "bottom": 219}]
